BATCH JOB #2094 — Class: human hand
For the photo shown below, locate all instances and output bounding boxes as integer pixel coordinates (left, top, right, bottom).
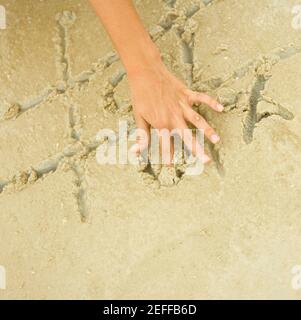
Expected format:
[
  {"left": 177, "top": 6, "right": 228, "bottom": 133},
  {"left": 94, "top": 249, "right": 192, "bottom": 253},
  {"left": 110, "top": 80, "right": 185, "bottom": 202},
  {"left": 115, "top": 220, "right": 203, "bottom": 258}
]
[
  {"left": 89, "top": 0, "right": 223, "bottom": 165},
  {"left": 128, "top": 59, "right": 224, "bottom": 164}
]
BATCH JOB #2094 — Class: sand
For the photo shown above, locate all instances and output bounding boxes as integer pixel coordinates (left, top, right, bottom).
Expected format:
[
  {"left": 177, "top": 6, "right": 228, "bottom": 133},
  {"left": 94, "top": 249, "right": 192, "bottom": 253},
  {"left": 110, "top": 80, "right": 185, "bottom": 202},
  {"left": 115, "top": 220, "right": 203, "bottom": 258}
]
[{"left": 0, "top": 0, "right": 301, "bottom": 299}]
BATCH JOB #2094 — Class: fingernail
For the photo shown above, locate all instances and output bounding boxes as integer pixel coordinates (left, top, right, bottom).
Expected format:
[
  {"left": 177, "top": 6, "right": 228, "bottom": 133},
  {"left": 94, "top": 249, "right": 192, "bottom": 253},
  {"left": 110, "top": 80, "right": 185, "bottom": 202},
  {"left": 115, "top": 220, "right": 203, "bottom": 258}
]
[
  {"left": 203, "top": 154, "right": 211, "bottom": 164},
  {"left": 217, "top": 103, "right": 224, "bottom": 112},
  {"left": 211, "top": 134, "right": 220, "bottom": 144}
]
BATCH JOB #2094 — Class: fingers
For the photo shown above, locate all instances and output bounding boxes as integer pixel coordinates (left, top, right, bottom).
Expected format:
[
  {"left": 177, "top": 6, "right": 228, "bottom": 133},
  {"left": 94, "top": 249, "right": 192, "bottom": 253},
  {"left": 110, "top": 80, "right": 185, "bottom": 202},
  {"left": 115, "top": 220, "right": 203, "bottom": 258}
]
[
  {"left": 187, "top": 90, "right": 224, "bottom": 112},
  {"left": 158, "top": 131, "right": 173, "bottom": 165},
  {"left": 132, "top": 114, "right": 150, "bottom": 155},
  {"left": 133, "top": 115, "right": 174, "bottom": 165},
  {"left": 181, "top": 102, "right": 220, "bottom": 144},
  {"left": 133, "top": 107, "right": 214, "bottom": 166},
  {"left": 175, "top": 121, "right": 211, "bottom": 164}
]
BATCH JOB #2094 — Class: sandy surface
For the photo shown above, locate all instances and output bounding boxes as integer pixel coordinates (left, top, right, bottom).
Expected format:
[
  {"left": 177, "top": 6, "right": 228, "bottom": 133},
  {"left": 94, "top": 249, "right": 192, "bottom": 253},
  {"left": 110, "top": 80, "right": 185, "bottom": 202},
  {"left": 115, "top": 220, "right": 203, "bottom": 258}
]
[{"left": 0, "top": 0, "right": 301, "bottom": 299}]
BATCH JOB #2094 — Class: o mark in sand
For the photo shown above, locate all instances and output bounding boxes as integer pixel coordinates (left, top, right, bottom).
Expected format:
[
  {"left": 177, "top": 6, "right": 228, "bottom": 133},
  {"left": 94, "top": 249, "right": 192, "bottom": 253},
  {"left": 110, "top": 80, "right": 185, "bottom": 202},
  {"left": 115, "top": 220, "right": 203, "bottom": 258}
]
[
  {"left": 292, "top": 5, "right": 301, "bottom": 30},
  {"left": 0, "top": 5, "right": 6, "bottom": 30},
  {"left": 0, "top": 265, "right": 6, "bottom": 290}
]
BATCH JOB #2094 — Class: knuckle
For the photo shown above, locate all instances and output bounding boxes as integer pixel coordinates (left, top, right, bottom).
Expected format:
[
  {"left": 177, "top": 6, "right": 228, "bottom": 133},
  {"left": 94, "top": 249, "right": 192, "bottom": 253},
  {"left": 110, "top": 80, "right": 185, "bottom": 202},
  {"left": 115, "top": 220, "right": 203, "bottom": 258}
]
[
  {"left": 189, "top": 111, "right": 203, "bottom": 125},
  {"left": 183, "top": 88, "right": 192, "bottom": 96},
  {"left": 199, "top": 93, "right": 208, "bottom": 101},
  {"left": 193, "top": 112, "right": 201, "bottom": 122},
  {"left": 184, "top": 94, "right": 194, "bottom": 106},
  {"left": 157, "top": 121, "right": 170, "bottom": 130},
  {"left": 211, "top": 99, "right": 218, "bottom": 107},
  {"left": 205, "top": 127, "right": 215, "bottom": 137},
  {"left": 206, "top": 96, "right": 214, "bottom": 104}
]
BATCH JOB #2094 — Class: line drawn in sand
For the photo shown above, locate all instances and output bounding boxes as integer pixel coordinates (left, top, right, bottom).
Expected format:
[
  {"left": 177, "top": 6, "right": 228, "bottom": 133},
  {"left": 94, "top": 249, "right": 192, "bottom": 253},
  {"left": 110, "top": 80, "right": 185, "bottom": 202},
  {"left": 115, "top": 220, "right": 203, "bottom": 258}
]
[{"left": 0, "top": 5, "right": 299, "bottom": 221}]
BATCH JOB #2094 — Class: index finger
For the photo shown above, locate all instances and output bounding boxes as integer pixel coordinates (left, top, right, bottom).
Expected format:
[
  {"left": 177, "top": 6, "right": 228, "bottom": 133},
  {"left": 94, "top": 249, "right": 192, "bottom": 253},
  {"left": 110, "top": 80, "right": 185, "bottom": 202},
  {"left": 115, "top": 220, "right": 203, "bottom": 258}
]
[{"left": 187, "top": 90, "right": 224, "bottom": 112}]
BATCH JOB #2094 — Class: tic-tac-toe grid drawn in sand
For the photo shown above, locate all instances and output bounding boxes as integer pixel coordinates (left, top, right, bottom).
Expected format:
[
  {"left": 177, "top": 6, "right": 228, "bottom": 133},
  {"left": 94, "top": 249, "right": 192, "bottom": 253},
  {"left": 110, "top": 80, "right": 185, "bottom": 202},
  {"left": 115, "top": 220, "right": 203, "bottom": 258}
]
[{"left": 0, "top": 0, "right": 301, "bottom": 299}]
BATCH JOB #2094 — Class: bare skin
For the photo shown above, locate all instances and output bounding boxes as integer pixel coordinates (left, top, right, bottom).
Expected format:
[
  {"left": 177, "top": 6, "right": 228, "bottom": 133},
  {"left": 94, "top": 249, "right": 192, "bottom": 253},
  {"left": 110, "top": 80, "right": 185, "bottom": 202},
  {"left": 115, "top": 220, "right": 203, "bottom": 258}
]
[{"left": 89, "top": 0, "right": 223, "bottom": 163}]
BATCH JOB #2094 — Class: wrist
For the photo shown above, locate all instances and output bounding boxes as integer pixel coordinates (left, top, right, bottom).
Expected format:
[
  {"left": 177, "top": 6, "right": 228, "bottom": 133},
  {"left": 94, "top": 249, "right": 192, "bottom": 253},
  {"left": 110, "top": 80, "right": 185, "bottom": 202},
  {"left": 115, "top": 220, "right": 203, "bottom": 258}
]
[{"left": 122, "top": 40, "right": 163, "bottom": 77}]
